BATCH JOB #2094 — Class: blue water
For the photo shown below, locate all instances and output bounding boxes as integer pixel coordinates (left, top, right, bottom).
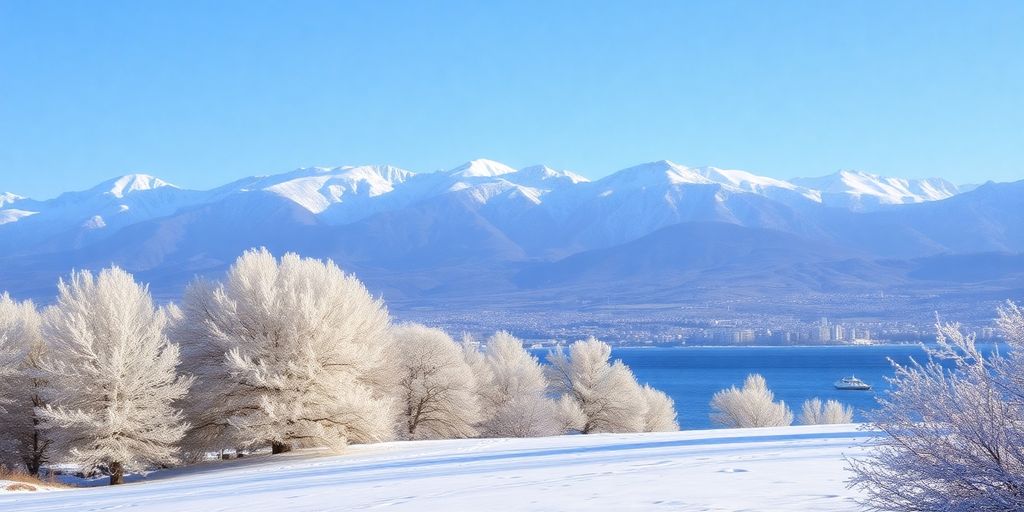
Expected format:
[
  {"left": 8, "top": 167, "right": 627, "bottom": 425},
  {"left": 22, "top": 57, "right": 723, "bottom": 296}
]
[{"left": 610, "top": 345, "right": 932, "bottom": 430}]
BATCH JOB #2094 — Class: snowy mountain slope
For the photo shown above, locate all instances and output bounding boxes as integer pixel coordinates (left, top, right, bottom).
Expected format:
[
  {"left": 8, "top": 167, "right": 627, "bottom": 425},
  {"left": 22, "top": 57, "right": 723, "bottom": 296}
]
[
  {"left": 792, "top": 170, "right": 959, "bottom": 210},
  {"left": 0, "top": 159, "right": 1007, "bottom": 308},
  {"left": 228, "top": 165, "right": 414, "bottom": 213},
  {"left": 0, "top": 425, "right": 871, "bottom": 511},
  {"left": 0, "top": 174, "right": 208, "bottom": 252},
  {"left": 507, "top": 164, "right": 590, "bottom": 189},
  {"left": 528, "top": 161, "right": 826, "bottom": 252},
  {"left": 0, "top": 208, "right": 36, "bottom": 225},
  {"left": 0, "top": 192, "right": 24, "bottom": 208},
  {"left": 817, "top": 179, "right": 1024, "bottom": 258},
  {"left": 695, "top": 166, "right": 822, "bottom": 205},
  {"left": 214, "top": 164, "right": 417, "bottom": 224}
]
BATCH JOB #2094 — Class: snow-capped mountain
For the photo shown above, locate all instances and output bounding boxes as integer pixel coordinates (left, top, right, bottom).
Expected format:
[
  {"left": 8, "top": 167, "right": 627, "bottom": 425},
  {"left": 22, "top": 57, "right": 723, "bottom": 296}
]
[
  {"left": 2, "top": 158, "right": 1008, "bottom": 308},
  {"left": 0, "top": 161, "right": 963, "bottom": 236},
  {"left": 445, "top": 158, "right": 517, "bottom": 178},
  {"left": 0, "top": 192, "right": 24, "bottom": 208},
  {"left": 695, "top": 166, "right": 821, "bottom": 204},
  {"left": 0, "top": 192, "right": 34, "bottom": 225},
  {"left": 208, "top": 165, "right": 417, "bottom": 225},
  {"left": 791, "top": 170, "right": 960, "bottom": 210},
  {"left": 592, "top": 160, "right": 715, "bottom": 189},
  {"left": 0, "top": 174, "right": 207, "bottom": 252},
  {"left": 503, "top": 165, "right": 589, "bottom": 189}
]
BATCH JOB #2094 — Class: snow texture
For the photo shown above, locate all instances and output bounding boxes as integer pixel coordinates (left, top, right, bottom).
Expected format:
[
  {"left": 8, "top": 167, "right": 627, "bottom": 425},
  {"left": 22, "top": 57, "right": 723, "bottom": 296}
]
[{"left": 0, "top": 424, "right": 871, "bottom": 511}]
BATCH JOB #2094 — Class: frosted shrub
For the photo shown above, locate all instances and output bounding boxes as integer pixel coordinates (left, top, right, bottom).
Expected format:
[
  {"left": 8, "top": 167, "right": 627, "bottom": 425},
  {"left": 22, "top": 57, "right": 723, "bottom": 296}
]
[
  {"left": 387, "top": 323, "right": 481, "bottom": 440},
  {"left": 37, "top": 268, "right": 191, "bottom": 485},
  {"left": 641, "top": 384, "right": 681, "bottom": 432},
  {"left": 470, "top": 332, "right": 560, "bottom": 437},
  {"left": 709, "top": 374, "right": 793, "bottom": 428},
  {"left": 175, "top": 248, "right": 395, "bottom": 455},
  {"left": 547, "top": 337, "right": 676, "bottom": 433},
  {"left": 799, "top": 398, "right": 853, "bottom": 425},
  {"left": 849, "top": 302, "right": 1024, "bottom": 511}
]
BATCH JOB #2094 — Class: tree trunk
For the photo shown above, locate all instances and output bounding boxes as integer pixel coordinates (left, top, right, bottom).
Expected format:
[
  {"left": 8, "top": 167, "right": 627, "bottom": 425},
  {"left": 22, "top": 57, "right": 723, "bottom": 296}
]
[
  {"left": 271, "top": 442, "right": 292, "bottom": 454},
  {"left": 109, "top": 461, "right": 124, "bottom": 485}
]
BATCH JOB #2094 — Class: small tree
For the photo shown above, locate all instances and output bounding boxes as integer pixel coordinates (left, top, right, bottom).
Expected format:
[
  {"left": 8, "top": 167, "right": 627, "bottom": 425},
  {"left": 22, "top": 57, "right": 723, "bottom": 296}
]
[
  {"left": 710, "top": 374, "right": 793, "bottom": 428},
  {"left": 547, "top": 337, "right": 657, "bottom": 434},
  {"left": 849, "top": 303, "right": 1024, "bottom": 511},
  {"left": 640, "top": 384, "right": 680, "bottom": 432},
  {"left": 387, "top": 324, "right": 481, "bottom": 440},
  {"left": 38, "top": 268, "right": 191, "bottom": 484},
  {"left": 799, "top": 398, "right": 853, "bottom": 425},
  {"left": 472, "top": 332, "right": 560, "bottom": 437},
  {"left": 0, "top": 294, "right": 51, "bottom": 475},
  {"left": 174, "top": 249, "right": 395, "bottom": 454}
]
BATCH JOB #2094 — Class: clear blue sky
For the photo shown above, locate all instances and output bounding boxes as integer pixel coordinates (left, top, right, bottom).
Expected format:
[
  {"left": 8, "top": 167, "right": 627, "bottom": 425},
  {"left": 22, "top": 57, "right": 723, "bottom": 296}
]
[{"left": 1, "top": 0, "right": 1022, "bottom": 198}]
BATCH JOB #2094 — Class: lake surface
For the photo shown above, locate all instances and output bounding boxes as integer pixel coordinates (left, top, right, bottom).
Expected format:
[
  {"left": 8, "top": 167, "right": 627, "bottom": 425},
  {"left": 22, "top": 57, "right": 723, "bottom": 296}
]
[{"left": 610, "top": 345, "right": 932, "bottom": 430}]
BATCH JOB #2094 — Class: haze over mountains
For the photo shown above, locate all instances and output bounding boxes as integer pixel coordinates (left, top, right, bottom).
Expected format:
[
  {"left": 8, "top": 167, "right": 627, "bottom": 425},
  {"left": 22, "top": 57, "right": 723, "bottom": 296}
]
[{"left": 0, "top": 159, "right": 1020, "bottom": 325}]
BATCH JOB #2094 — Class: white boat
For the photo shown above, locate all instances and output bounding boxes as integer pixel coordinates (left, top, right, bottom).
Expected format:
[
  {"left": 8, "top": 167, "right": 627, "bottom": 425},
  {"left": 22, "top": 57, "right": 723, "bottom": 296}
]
[{"left": 834, "top": 376, "right": 871, "bottom": 390}]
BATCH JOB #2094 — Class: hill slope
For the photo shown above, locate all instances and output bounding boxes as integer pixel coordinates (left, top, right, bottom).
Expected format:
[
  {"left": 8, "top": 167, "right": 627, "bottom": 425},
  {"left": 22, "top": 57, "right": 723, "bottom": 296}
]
[{"left": 0, "top": 425, "right": 871, "bottom": 511}]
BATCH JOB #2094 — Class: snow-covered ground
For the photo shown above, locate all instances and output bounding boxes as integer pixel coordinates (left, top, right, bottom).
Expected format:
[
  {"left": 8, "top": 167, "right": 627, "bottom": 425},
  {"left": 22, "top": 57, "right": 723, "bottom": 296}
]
[{"left": 1, "top": 424, "right": 873, "bottom": 511}]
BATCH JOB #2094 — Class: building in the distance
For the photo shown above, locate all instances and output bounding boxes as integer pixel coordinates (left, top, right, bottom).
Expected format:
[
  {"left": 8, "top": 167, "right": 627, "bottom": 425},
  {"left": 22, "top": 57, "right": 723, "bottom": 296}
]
[
  {"left": 832, "top": 324, "right": 845, "bottom": 342},
  {"left": 817, "top": 317, "right": 831, "bottom": 343}
]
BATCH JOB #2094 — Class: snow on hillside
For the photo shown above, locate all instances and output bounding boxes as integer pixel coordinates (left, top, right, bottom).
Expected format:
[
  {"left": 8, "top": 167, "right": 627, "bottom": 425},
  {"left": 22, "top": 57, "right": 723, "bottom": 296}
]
[
  {"left": 448, "top": 158, "right": 518, "bottom": 178},
  {"left": 507, "top": 165, "right": 590, "bottom": 189},
  {"left": 696, "top": 166, "right": 821, "bottom": 202},
  {"left": 595, "top": 160, "right": 716, "bottom": 189},
  {"left": 0, "top": 192, "right": 24, "bottom": 207},
  {"left": 247, "top": 165, "right": 414, "bottom": 214},
  {"left": 0, "top": 209, "right": 36, "bottom": 225},
  {"left": 792, "top": 170, "right": 959, "bottom": 209},
  {"left": 1, "top": 425, "right": 871, "bottom": 511},
  {"left": 0, "top": 160, "right": 961, "bottom": 233},
  {"left": 100, "top": 174, "right": 175, "bottom": 198}
]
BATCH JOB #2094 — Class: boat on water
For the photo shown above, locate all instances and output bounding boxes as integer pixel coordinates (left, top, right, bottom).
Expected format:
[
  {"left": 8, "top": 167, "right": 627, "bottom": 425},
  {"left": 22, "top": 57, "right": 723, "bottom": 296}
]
[{"left": 834, "top": 376, "right": 871, "bottom": 390}]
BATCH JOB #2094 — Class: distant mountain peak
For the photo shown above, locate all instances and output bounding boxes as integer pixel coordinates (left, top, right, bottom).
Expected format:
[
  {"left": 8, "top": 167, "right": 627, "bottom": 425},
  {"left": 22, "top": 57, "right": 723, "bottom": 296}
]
[
  {"left": 516, "top": 164, "right": 589, "bottom": 185},
  {"left": 448, "top": 159, "right": 518, "bottom": 178},
  {"left": 287, "top": 164, "right": 414, "bottom": 181},
  {"left": 94, "top": 174, "right": 176, "bottom": 198},
  {"left": 254, "top": 164, "right": 416, "bottom": 215},
  {"left": 599, "top": 160, "right": 715, "bottom": 188},
  {"left": 791, "top": 169, "right": 958, "bottom": 208},
  {"left": 0, "top": 192, "right": 24, "bottom": 207}
]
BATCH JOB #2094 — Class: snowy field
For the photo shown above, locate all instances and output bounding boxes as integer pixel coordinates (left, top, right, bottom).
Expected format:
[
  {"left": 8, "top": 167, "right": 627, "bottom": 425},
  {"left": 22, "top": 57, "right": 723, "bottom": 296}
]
[{"left": 1, "top": 424, "right": 873, "bottom": 512}]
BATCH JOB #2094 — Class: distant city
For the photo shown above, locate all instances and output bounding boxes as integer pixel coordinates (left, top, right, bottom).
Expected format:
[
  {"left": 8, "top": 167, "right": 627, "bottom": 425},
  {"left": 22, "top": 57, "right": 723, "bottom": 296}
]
[{"left": 396, "top": 307, "right": 1005, "bottom": 348}]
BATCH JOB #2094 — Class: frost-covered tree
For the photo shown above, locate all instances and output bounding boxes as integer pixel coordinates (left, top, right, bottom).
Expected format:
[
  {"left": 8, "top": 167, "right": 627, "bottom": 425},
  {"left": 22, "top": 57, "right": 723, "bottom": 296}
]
[
  {"left": 709, "top": 374, "right": 793, "bottom": 428},
  {"left": 174, "top": 249, "right": 394, "bottom": 454},
  {"left": 0, "top": 294, "right": 51, "bottom": 475},
  {"left": 170, "top": 279, "right": 247, "bottom": 458},
  {"left": 386, "top": 324, "right": 480, "bottom": 440},
  {"left": 849, "top": 303, "right": 1024, "bottom": 511},
  {"left": 471, "top": 332, "right": 560, "bottom": 437},
  {"left": 799, "top": 398, "right": 853, "bottom": 425},
  {"left": 547, "top": 337, "right": 654, "bottom": 434},
  {"left": 640, "top": 384, "right": 680, "bottom": 432},
  {"left": 37, "top": 268, "right": 191, "bottom": 484},
  {"left": 553, "top": 394, "right": 588, "bottom": 434},
  {"left": 0, "top": 293, "right": 30, "bottom": 414}
]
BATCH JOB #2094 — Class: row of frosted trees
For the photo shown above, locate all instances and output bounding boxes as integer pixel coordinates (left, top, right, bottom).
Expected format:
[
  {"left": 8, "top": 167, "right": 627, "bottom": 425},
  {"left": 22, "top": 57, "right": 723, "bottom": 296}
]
[{"left": 0, "top": 249, "right": 678, "bottom": 484}]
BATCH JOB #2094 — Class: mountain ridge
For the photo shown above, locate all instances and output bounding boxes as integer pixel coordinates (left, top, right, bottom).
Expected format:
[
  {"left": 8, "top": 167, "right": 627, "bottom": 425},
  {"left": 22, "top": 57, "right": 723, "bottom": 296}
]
[{"left": 1, "top": 160, "right": 1019, "bottom": 326}]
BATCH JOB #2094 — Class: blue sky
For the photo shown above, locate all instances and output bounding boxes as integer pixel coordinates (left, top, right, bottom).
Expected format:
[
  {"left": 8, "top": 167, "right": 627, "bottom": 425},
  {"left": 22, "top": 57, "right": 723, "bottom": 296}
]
[{"left": 1, "top": 0, "right": 1022, "bottom": 198}]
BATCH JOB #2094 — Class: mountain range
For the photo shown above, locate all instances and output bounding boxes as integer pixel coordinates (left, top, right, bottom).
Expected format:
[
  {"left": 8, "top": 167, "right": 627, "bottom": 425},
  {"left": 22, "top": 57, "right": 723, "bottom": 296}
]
[{"left": 0, "top": 159, "right": 1019, "bottom": 325}]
